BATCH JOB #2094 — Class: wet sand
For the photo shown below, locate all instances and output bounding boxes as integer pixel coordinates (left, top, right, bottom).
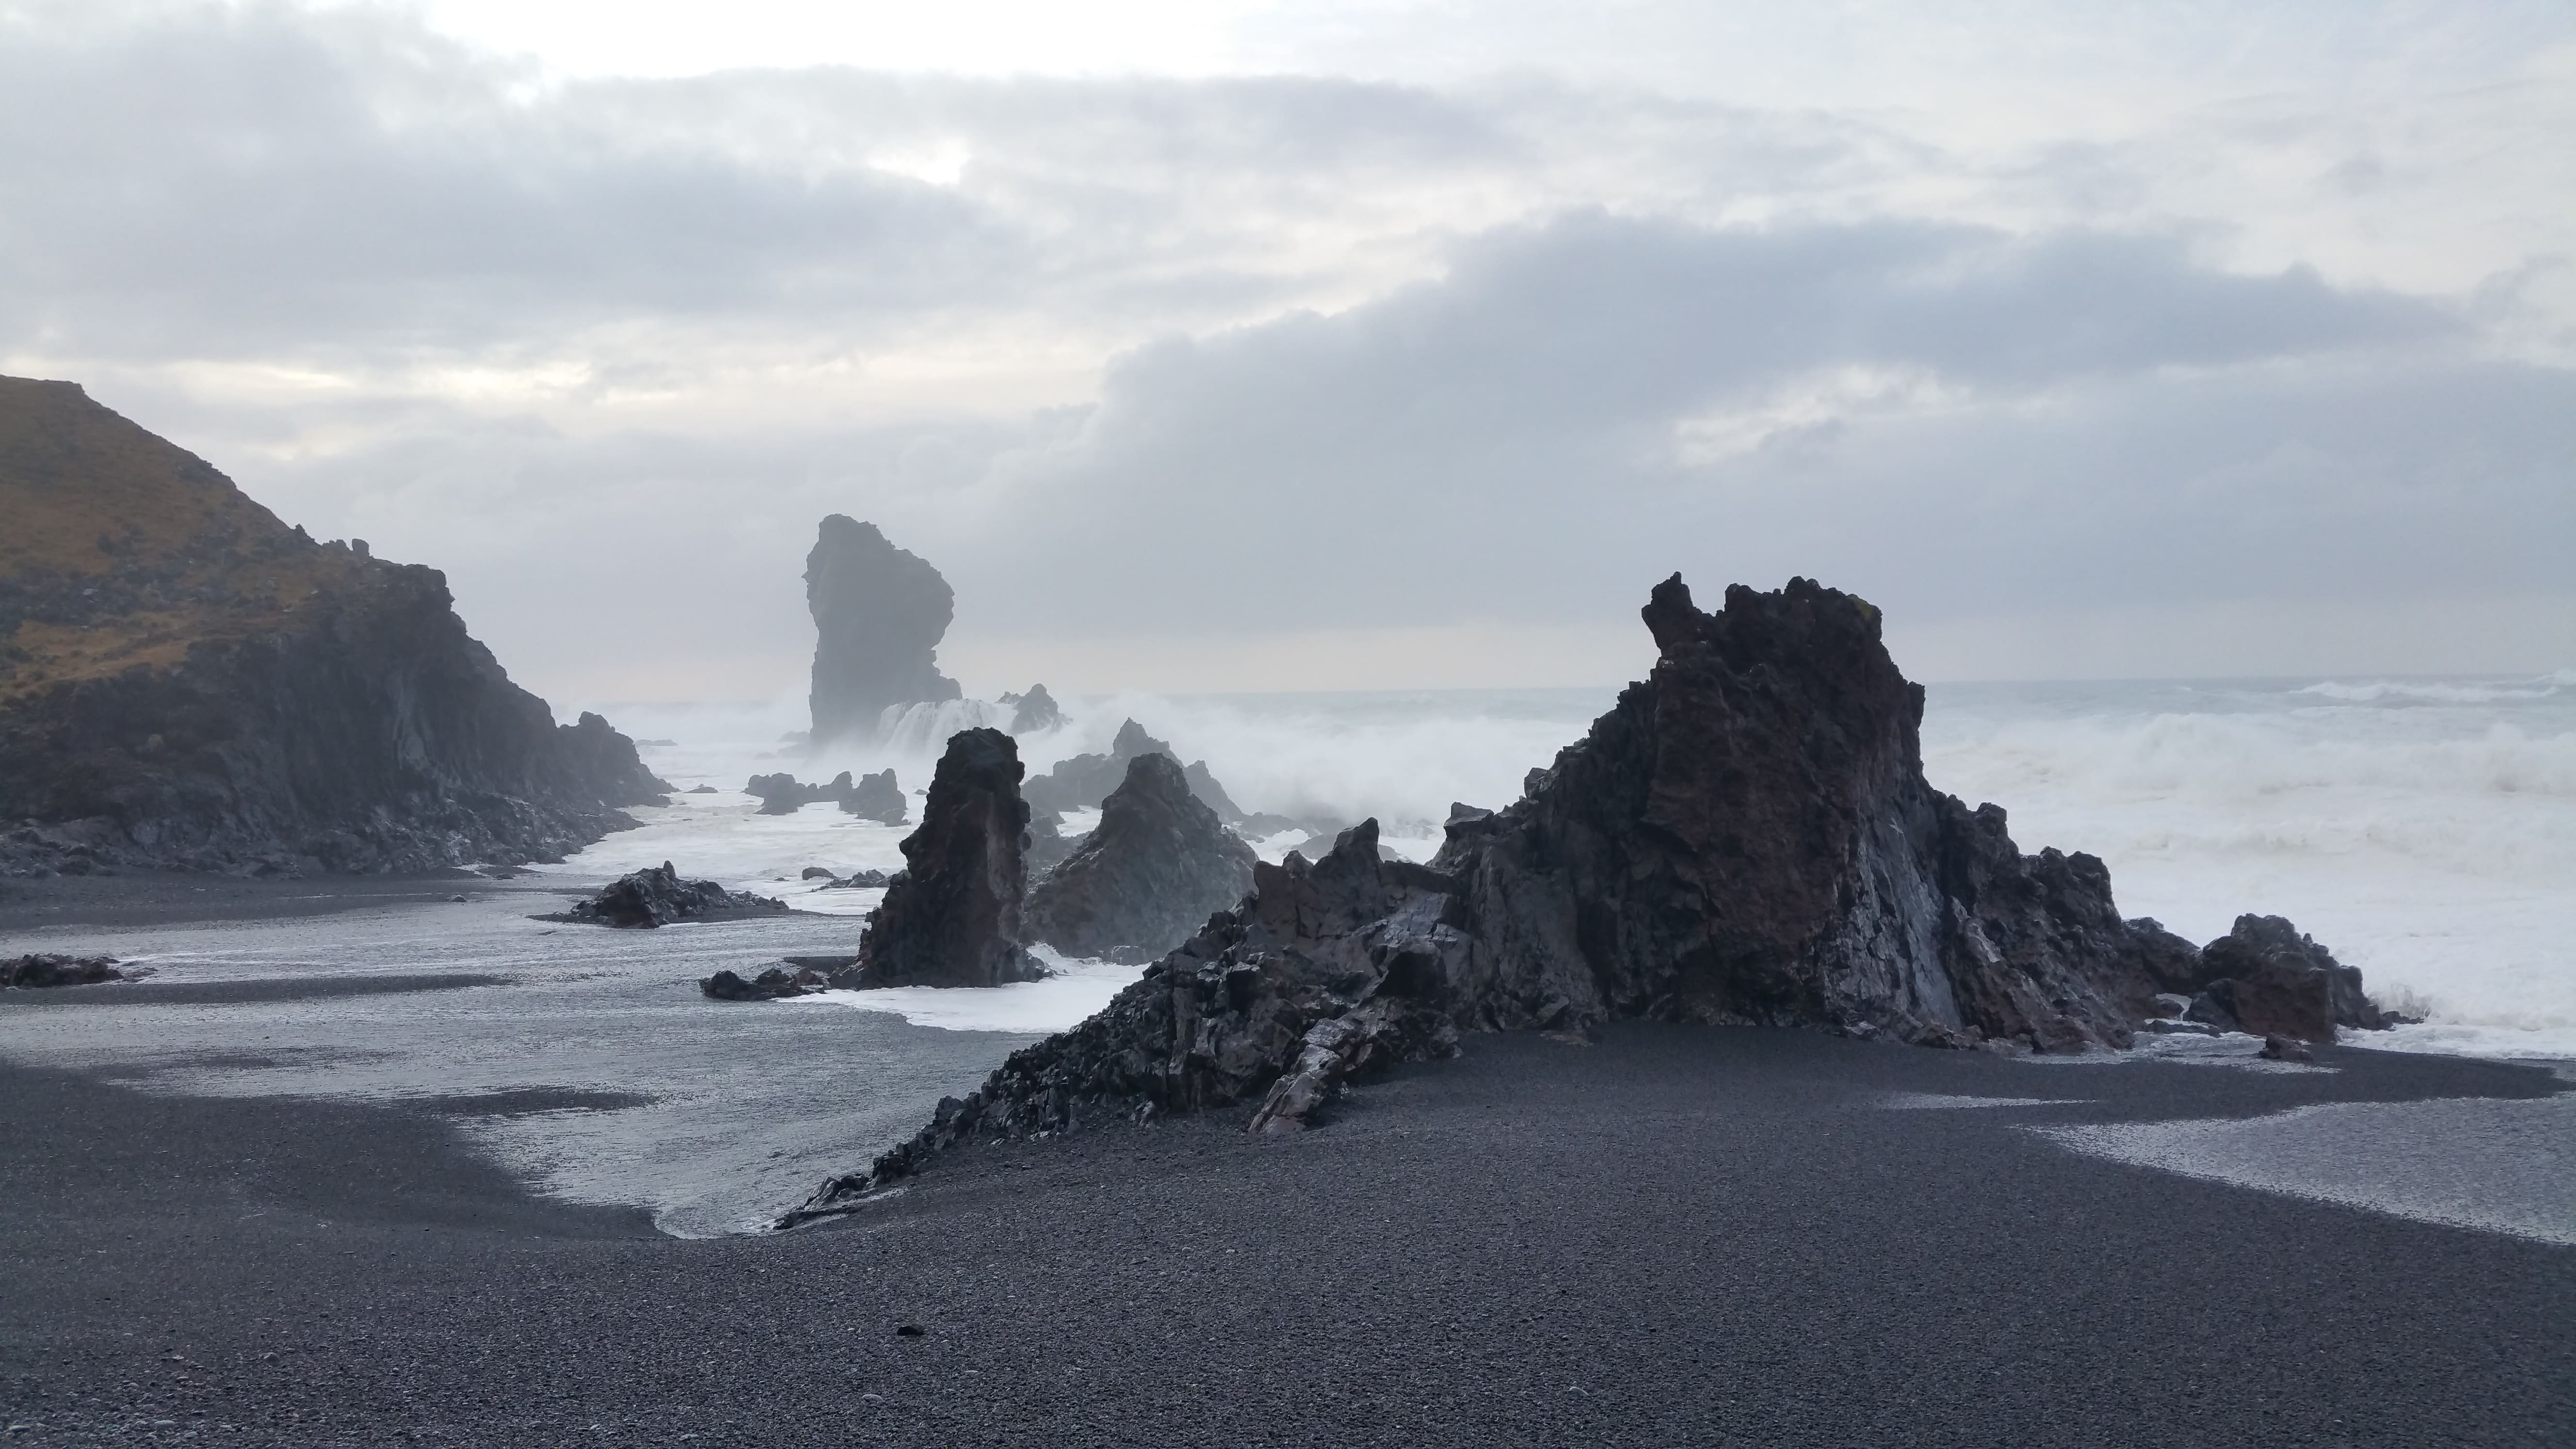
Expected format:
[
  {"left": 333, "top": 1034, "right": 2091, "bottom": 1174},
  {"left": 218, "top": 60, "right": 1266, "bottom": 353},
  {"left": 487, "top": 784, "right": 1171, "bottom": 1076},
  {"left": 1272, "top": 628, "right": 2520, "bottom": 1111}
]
[{"left": 3, "top": 1023, "right": 2568, "bottom": 1448}]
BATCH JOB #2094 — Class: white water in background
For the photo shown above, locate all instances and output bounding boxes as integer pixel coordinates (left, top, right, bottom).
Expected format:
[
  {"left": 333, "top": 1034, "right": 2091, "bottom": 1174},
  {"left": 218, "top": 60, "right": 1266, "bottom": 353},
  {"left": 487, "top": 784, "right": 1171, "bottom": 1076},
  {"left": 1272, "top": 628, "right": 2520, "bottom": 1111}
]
[{"left": 591, "top": 671, "right": 2576, "bottom": 1056}]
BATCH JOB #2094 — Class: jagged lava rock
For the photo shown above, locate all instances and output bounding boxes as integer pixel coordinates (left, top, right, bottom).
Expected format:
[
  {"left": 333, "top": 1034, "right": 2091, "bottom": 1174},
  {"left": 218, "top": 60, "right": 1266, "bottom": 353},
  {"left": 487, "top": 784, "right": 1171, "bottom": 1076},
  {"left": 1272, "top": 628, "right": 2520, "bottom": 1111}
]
[
  {"left": 553, "top": 862, "right": 787, "bottom": 928},
  {"left": 1025, "top": 752, "right": 1259, "bottom": 964},
  {"left": 851, "top": 728, "right": 1041, "bottom": 988},
  {"left": 2182, "top": 915, "right": 2393, "bottom": 1044},
  {"left": 805, "top": 516, "right": 959, "bottom": 742},
  {"left": 1023, "top": 717, "right": 1249, "bottom": 824},
  {"left": 789, "top": 575, "right": 2395, "bottom": 1220},
  {"left": 0, "top": 377, "right": 669, "bottom": 877},
  {"left": 999, "top": 684, "right": 1063, "bottom": 735}
]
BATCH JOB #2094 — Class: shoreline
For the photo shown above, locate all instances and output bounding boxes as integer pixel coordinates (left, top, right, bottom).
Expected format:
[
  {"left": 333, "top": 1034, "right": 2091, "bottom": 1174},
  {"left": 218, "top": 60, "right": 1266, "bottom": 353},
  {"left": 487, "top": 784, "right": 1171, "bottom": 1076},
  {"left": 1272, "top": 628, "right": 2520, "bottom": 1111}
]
[{"left": 3, "top": 1021, "right": 2568, "bottom": 1446}]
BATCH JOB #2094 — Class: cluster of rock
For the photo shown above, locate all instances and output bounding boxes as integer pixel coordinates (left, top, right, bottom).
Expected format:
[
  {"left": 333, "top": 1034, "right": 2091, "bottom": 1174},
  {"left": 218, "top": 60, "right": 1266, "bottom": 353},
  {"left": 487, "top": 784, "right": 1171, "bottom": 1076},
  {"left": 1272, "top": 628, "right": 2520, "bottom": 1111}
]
[
  {"left": 1025, "top": 752, "right": 1257, "bottom": 963},
  {"left": 800, "top": 865, "right": 891, "bottom": 890},
  {"left": 744, "top": 769, "right": 905, "bottom": 823},
  {"left": 547, "top": 862, "right": 789, "bottom": 928},
  {"left": 1, "top": 953, "right": 133, "bottom": 988},
  {"left": 786, "top": 575, "right": 2399, "bottom": 1224},
  {"left": 0, "top": 377, "right": 671, "bottom": 878},
  {"left": 998, "top": 684, "right": 1062, "bottom": 735},
  {"left": 2134, "top": 914, "right": 2401, "bottom": 1044}
]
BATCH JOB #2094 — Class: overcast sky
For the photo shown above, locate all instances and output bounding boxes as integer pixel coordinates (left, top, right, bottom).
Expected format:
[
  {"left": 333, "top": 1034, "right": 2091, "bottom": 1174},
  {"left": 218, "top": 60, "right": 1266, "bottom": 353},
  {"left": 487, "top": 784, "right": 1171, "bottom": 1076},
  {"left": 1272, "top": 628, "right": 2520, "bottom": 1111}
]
[{"left": 4, "top": 0, "right": 2570, "bottom": 703}]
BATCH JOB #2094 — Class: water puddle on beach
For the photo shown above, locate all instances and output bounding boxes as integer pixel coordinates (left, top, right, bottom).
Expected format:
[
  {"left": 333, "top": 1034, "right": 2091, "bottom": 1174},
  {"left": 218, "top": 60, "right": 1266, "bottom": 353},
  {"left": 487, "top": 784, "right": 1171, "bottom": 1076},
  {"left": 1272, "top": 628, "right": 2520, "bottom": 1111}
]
[{"left": 2035, "top": 1096, "right": 2576, "bottom": 1247}]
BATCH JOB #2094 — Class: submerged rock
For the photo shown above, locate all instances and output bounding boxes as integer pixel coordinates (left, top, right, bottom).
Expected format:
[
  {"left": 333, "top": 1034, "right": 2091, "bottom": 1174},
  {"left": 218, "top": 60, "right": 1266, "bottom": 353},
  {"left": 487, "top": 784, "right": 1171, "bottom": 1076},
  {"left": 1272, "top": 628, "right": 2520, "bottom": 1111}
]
[
  {"left": 787, "top": 575, "right": 2397, "bottom": 1223},
  {"left": 551, "top": 862, "right": 788, "bottom": 928},
  {"left": 1, "top": 953, "right": 129, "bottom": 988},
  {"left": 999, "top": 684, "right": 1063, "bottom": 735},
  {"left": 805, "top": 516, "right": 960, "bottom": 743},
  {"left": 1025, "top": 752, "right": 1258, "bottom": 964},
  {"left": 848, "top": 728, "right": 1042, "bottom": 988}
]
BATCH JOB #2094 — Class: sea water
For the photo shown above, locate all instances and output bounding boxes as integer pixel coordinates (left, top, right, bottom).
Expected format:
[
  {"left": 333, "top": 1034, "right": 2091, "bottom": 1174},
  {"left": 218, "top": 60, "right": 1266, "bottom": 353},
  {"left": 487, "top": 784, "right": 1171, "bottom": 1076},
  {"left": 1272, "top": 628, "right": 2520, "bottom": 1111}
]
[{"left": 1, "top": 672, "right": 2568, "bottom": 1235}]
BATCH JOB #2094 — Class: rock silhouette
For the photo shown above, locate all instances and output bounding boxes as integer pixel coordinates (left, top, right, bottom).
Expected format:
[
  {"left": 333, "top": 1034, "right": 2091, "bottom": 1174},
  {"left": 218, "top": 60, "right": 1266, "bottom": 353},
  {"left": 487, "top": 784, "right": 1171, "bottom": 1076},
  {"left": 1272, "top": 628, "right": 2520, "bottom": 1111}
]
[
  {"left": 1025, "top": 752, "right": 1258, "bottom": 964},
  {"left": 805, "top": 516, "right": 960, "bottom": 743},
  {"left": 789, "top": 575, "right": 2397, "bottom": 1222},
  {"left": 1000, "top": 685, "right": 1063, "bottom": 734},
  {"left": 850, "top": 728, "right": 1041, "bottom": 989},
  {"left": 550, "top": 863, "right": 787, "bottom": 928}
]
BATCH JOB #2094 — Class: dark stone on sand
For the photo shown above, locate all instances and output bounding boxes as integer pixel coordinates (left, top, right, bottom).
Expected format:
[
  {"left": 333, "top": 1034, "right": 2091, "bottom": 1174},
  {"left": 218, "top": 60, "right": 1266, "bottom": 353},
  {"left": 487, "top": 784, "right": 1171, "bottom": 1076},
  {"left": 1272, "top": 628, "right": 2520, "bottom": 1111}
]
[
  {"left": 1025, "top": 752, "right": 1257, "bottom": 964},
  {"left": 838, "top": 768, "right": 906, "bottom": 825},
  {"left": 550, "top": 862, "right": 787, "bottom": 928},
  {"left": 2181, "top": 915, "right": 2391, "bottom": 1045},
  {"left": 848, "top": 729, "right": 1041, "bottom": 989},
  {"left": 2259, "top": 1033, "right": 2315, "bottom": 1063},
  {"left": 793, "top": 575, "right": 2401, "bottom": 1220},
  {"left": 1000, "top": 684, "right": 1063, "bottom": 735},
  {"left": 1, "top": 952, "right": 128, "bottom": 988},
  {"left": 805, "top": 515, "right": 959, "bottom": 742}
]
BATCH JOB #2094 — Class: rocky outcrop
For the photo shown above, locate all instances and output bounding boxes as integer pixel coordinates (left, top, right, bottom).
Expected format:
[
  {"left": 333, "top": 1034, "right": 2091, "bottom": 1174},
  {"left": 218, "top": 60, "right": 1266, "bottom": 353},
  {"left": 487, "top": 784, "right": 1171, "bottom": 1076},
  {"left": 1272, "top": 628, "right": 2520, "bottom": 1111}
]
[
  {"left": 2, "top": 953, "right": 131, "bottom": 988},
  {"left": 744, "top": 769, "right": 906, "bottom": 823},
  {"left": 840, "top": 769, "right": 905, "bottom": 825},
  {"left": 2180, "top": 915, "right": 2396, "bottom": 1044},
  {"left": 701, "top": 966, "right": 818, "bottom": 1001},
  {"left": 999, "top": 685, "right": 1062, "bottom": 735},
  {"left": 1025, "top": 752, "right": 1258, "bottom": 963},
  {"left": 0, "top": 377, "right": 670, "bottom": 878},
  {"left": 1023, "top": 718, "right": 1251, "bottom": 825},
  {"left": 847, "top": 728, "right": 1041, "bottom": 988},
  {"left": 805, "top": 516, "right": 960, "bottom": 743},
  {"left": 548, "top": 862, "right": 788, "bottom": 928},
  {"left": 788, "top": 575, "right": 2399, "bottom": 1224}
]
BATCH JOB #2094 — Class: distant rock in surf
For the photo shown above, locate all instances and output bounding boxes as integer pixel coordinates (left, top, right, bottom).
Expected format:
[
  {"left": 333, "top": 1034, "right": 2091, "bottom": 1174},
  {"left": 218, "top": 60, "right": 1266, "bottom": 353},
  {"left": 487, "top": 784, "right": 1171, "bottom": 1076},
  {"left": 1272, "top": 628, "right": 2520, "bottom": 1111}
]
[
  {"left": 838, "top": 769, "right": 906, "bottom": 825},
  {"left": 701, "top": 966, "right": 818, "bottom": 1001},
  {"left": 805, "top": 516, "right": 960, "bottom": 743},
  {"left": 847, "top": 728, "right": 1042, "bottom": 989},
  {"left": 1025, "top": 752, "right": 1258, "bottom": 964},
  {"left": 548, "top": 862, "right": 788, "bottom": 928},
  {"left": 0, "top": 376, "right": 671, "bottom": 878},
  {"left": 999, "top": 684, "right": 1063, "bottom": 735},
  {"left": 1023, "top": 717, "right": 1251, "bottom": 827},
  {"left": 2177, "top": 916, "right": 2399, "bottom": 1044},
  {"left": 788, "top": 574, "right": 2401, "bottom": 1223},
  {"left": 744, "top": 768, "right": 905, "bottom": 823}
]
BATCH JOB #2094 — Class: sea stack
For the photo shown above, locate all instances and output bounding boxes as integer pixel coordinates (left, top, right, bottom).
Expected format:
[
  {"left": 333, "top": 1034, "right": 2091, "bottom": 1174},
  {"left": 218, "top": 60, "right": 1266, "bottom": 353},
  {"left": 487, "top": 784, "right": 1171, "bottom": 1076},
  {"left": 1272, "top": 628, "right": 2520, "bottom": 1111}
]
[
  {"left": 1025, "top": 752, "right": 1259, "bottom": 963},
  {"left": 791, "top": 574, "right": 2397, "bottom": 1219},
  {"left": 852, "top": 727, "right": 1042, "bottom": 988},
  {"left": 0, "top": 377, "right": 669, "bottom": 877},
  {"left": 805, "top": 515, "right": 961, "bottom": 743}
]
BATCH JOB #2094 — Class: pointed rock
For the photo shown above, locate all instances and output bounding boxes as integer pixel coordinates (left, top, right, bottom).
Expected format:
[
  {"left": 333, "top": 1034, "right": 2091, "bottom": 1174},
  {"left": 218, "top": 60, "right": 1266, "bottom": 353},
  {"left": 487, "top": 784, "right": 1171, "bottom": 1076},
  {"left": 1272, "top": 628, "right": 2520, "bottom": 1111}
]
[
  {"left": 1025, "top": 752, "right": 1258, "bottom": 963},
  {"left": 852, "top": 728, "right": 1041, "bottom": 988}
]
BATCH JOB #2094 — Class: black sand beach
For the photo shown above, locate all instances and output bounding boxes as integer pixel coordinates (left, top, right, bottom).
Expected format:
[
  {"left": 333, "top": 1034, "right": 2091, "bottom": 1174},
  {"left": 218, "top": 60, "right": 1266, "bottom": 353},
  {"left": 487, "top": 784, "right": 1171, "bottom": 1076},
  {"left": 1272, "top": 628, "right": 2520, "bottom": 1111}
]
[{"left": 4, "top": 1024, "right": 2568, "bottom": 1448}]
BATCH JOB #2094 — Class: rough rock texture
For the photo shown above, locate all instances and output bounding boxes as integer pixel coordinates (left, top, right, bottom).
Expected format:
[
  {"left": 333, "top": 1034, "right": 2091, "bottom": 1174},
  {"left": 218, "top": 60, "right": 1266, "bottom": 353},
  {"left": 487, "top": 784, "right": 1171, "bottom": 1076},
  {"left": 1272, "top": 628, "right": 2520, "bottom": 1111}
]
[
  {"left": 805, "top": 516, "right": 959, "bottom": 743},
  {"left": 1024, "top": 808, "right": 1074, "bottom": 879},
  {"left": 1000, "top": 685, "right": 1062, "bottom": 735},
  {"left": 1025, "top": 753, "right": 1258, "bottom": 964},
  {"left": 0, "top": 377, "right": 670, "bottom": 878},
  {"left": 1, "top": 953, "right": 129, "bottom": 988},
  {"left": 700, "top": 966, "right": 815, "bottom": 1001},
  {"left": 549, "top": 862, "right": 787, "bottom": 928},
  {"left": 2181, "top": 915, "right": 2394, "bottom": 1044},
  {"left": 791, "top": 575, "right": 2394, "bottom": 1221},
  {"left": 743, "top": 769, "right": 906, "bottom": 823},
  {"left": 849, "top": 728, "right": 1041, "bottom": 989}
]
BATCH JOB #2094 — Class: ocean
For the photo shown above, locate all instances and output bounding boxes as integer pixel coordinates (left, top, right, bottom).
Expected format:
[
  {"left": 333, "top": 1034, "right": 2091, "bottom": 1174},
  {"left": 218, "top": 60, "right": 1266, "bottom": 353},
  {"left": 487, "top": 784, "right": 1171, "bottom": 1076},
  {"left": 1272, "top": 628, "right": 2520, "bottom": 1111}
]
[{"left": 1, "top": 673, "right": 2568, "bottom": 1237}]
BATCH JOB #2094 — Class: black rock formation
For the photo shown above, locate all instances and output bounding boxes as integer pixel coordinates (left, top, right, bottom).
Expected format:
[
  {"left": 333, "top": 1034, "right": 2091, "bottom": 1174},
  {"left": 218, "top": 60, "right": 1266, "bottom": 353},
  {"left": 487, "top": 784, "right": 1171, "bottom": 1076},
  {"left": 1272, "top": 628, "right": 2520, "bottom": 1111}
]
[
  {"left": 0, "top": 377, "right": 670, "bottom": 878},
  {"left": 701, "top": 966, "right": 817, "bottom": 1001},
  {"left": 999, "top": 685, "right": 1063, "bottom": 735},
  {"left": 789, "top": 576, "right": 2398, "bottom": 1223},
  {"left": 548, "top": 862, "right": 788, "bottom": 928},
  {"left": 2178, "top": 915, "right": 2397, "bottom": 1044},
  {"left": 848, "top": 728, "right": 1042, "bottom": 988},
  {"left": 1023, "top": 808, "right": 1074, "bottom": 879},
  {"left": 1025, "top": 752, "right": 1258, "bottom": 964},
  {"left": 2, "top": 953, "right": 129, "bottom": 988},
  {"left": 840, "top": 769, "right": 906, "bottom": 825},
  {"left": 805, "top": 516, "right": 959, "bottom": 742},
  {"left": 1022, "top": 718, "right": 1248, "bottom": 825}
]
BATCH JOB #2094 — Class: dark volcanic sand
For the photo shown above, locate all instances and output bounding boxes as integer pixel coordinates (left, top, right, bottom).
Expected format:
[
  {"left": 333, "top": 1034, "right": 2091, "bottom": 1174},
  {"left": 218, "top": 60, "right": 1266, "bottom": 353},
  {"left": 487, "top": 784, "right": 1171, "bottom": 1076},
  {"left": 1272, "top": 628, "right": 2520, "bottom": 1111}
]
[
  {"left": 0, "top": 873, "right": 506, "bottom": 932},
  {"left": 3, "top": 1030, "right": 2568, "bottom": 1448}
]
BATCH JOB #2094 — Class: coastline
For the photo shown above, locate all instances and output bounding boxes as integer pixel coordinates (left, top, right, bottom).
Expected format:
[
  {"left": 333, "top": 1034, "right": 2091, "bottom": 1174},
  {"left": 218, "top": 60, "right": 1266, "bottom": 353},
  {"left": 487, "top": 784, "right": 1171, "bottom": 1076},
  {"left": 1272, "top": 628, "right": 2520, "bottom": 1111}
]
[{"left": 4, "top": 1020, "right": 2567, "bottom": 1447}]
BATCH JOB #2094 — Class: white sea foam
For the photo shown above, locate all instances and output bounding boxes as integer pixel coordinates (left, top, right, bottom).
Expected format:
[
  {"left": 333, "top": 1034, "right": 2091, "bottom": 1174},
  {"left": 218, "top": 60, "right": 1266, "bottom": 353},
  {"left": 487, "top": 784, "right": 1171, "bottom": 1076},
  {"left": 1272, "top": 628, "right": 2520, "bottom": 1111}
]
[{"left": 789, "top": 947, "right": 1143, "bottom": 1034}]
